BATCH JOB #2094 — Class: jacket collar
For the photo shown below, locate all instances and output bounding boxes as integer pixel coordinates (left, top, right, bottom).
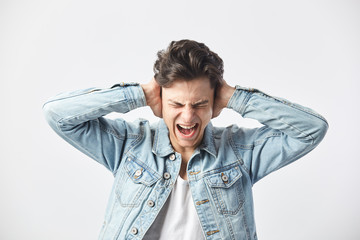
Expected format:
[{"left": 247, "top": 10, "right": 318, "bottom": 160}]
[{"left": 152, "top": 120, "right": 217, "bottom": 158}]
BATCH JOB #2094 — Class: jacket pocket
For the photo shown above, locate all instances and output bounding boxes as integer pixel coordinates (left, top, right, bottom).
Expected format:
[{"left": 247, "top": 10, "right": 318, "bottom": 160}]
[
  {"left": 115, "top": 157, "right": 160, "bottom": 207},
  {"left": 204, "top": 163, "right": 245, "bottom": 215}
]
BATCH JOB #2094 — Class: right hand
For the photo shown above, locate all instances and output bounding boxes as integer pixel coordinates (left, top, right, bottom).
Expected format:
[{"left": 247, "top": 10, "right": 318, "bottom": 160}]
[{"left": 141, "top": 78, "right": 162, "bottom": 118}]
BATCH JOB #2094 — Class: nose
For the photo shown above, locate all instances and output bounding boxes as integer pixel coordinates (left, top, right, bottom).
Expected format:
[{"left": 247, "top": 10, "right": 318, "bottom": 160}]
[{"left": 181, "top": 105, "right": 195, "bottom": 123}]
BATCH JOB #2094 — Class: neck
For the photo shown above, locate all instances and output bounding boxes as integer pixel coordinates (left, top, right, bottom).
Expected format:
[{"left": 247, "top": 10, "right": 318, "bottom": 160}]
[
  {"left": 178, "top": 151, "right": 192, "bottom": 180},
  {"left": 172, "top": 144, "right": 195, "bottom": 159},
  {"left": 172, "top": 146, "right": 195, "bottom": 181}
]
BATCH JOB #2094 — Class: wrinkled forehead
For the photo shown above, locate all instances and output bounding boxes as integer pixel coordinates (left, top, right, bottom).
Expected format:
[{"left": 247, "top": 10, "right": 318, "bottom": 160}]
[{"left": 162, "top": 78, "right": 214, "bottom": 102}]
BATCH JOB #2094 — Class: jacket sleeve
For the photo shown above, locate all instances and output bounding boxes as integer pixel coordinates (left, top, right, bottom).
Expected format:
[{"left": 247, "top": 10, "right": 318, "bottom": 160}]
[
  {"left": 227, "top": 86, "right": 329, "bottom": 184},
  {"left": 42, "top": 83, "right": 147, "bottom": 174}
]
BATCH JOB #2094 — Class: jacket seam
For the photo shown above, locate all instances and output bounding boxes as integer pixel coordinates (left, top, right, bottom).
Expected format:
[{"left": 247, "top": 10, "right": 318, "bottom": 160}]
[
  {"left": 43, "top": 88, "right": 101, "bottom": 106},
  {"left": 228, "top": 130, "right": 249, "bottom": 174}
]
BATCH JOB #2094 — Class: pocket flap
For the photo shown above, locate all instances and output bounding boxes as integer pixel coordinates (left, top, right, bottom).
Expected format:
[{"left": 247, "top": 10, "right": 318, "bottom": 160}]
[
  {"left": 124, "top": 158, "right": 160, "bottom": 186},
  {"left": 205, "top": 166, "right": 242, "bottom": 188}
]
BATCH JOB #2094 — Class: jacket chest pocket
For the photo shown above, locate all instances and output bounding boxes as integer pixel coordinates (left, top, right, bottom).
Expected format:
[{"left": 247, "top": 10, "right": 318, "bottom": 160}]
[
  {"left": 204, "top": 164, "right": 245, "bottom": 215},
  {"left": 115, "top": 157, "right": 160, "bottom": 208}
]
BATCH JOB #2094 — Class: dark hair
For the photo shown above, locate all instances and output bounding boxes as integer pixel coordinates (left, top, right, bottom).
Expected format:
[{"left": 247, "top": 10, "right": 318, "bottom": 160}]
[{"left": 153, "top": 39, "right": 224, "bottom": 89}]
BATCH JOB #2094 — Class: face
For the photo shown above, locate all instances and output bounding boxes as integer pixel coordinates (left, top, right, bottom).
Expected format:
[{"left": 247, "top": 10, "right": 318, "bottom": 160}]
[{"left": 161, "top": 77, "right": 214, "bottom": 154}]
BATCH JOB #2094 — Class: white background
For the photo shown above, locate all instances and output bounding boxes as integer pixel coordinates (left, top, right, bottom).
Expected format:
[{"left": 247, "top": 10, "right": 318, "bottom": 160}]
[{"left": 1, "top": 0, "right": 359, "bottom": 239}]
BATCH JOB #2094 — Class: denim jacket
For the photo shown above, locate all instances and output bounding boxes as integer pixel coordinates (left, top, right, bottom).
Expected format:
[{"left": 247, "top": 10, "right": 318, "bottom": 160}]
[{"left": 43, "top": 83, "right": 328, "bottom": 240}]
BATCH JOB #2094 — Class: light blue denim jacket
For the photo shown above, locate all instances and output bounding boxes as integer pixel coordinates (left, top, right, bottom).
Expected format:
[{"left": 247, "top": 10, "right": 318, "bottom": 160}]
[{"left": 43, "top": 83, "right": 328, "bottom": 240}]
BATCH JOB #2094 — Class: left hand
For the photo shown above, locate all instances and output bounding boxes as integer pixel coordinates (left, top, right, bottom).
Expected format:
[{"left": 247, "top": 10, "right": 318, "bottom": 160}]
[{"left": 212, "top": 79, "right": 235, "bottom": 118}]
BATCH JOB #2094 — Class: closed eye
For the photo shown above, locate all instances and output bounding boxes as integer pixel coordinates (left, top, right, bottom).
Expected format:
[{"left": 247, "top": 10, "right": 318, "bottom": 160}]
[
  {"left": 192, "top": 100, "right": 209, "bottom": 108},
  {"left": 173, "top": 103, "right": 184, "bottom": 108},
  {"left": 168, "top": 100, "right": 184, "bottom": 107},
  {"left": 168, "top": 100, "right": 209, "bottom": 108}
]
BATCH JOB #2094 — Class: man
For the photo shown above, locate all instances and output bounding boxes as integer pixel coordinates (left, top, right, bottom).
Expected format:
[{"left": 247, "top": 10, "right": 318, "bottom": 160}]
[{"left": 43, "top": 40, "right": 328, "bottom": 239}]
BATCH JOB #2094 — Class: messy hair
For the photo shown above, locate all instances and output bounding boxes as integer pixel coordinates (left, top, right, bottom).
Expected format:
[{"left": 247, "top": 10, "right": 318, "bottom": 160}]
[{"left": 153, "top": 39, "right": 224, "bottom": 89}]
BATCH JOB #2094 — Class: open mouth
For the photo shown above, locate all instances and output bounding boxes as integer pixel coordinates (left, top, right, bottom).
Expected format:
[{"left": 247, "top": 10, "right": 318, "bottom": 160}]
[{"left": 176, "top": 123, "right": 198, "bottom": 137}]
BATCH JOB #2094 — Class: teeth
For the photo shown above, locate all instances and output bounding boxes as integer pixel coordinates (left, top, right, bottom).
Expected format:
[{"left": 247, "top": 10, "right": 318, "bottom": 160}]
[{"left": 178, "top": 124, "right": 196, "bottom": 129}]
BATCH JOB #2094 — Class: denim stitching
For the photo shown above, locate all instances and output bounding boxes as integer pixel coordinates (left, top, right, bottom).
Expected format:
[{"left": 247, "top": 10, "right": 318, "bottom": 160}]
[
  {"left": 241, "top": 205, "right": 251, "bottom": 240},
  {"left": 205, "top": 166, "right": 244, "bottom": 215}
]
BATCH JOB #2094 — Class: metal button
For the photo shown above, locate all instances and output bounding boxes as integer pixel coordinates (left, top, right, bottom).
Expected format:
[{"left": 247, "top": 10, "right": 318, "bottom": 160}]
[
  {"left": 127, "top": 157, "right": 131, "bottom": 161},
  {"left": 169, "top": 154, "right": 176, "bottom": 161},
  {"left": 131, "top": 227, "right": 138, "bottom": 235},
  {"left": 134, "top": 169, "right": 142, "bottom": 178},
  {"left": 147, "top": 200, "right": 155, "bottom": 207},
  {"left": 221, "top": 174, "right": 229, "bottom": 182},
  {"left": 163, "top": 172, "right": 171, "bottom": 180}
]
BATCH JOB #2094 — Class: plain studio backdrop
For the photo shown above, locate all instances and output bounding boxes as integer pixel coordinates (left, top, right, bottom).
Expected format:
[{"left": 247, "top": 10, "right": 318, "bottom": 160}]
[{"left": 1, "top": 0, "right": 359, "bottom": 239}]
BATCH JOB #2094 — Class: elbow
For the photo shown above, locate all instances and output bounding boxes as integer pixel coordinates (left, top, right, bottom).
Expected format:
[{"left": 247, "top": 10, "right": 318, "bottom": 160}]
[
  {"left": 42, "top": 101, "right": 61, "bottom": 131},
  {"left": 312, "top": 118, "right": 329, "bottom": 146}
]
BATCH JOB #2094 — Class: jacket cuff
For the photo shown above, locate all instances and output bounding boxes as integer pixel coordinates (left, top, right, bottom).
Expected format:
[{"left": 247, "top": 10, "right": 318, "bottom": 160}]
[
  {"left": 112, "top": 82, "right": 147, "bottom": 110},
  {"left": 226, "top": 85, "right": 253, "bottom": 115}
]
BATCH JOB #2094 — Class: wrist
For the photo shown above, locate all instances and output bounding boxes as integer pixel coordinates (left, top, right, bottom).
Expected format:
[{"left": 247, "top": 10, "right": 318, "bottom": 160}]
[
  {"left": 141, "top": 83, "right": 153, "bottom": 105},
  {"left": 222, "top": 85, "right": 236, "bottom": 108}
]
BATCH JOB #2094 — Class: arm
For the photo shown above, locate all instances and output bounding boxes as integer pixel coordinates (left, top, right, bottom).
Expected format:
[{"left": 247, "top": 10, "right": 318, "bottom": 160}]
[
  {"left": 214, "top": 80, "right": 328, "bottom": 184},
  {"left": 42, "top": 83, "right": 147, "bottom": 174}
]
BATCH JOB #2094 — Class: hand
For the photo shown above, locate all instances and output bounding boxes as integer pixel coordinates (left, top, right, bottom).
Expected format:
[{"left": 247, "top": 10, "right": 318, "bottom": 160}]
[
  {"left": 141, "top": 78, "right": 162, "bottom": 118},
  {"left": 212, "top": 79, "right": 235, "bottom": 118}
]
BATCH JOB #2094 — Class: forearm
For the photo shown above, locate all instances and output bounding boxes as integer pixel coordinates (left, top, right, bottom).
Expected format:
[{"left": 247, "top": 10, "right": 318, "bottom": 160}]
[
  {"left": 43, "top": 83, "right": 146, "bottom": 130},
  {"left": 227, "top": 86, "right": 328, "bottom": 146}
]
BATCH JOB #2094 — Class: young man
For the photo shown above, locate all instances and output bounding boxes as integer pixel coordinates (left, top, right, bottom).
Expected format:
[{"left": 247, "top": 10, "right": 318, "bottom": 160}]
[{"left": 43, "top": 40, "right": 328, "bottom": 240}]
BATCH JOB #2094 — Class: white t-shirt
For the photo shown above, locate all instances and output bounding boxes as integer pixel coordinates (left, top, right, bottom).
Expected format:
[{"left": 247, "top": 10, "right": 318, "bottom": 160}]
[{"left": 143, "top": 175, "right": 205, "bottom": 239}]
